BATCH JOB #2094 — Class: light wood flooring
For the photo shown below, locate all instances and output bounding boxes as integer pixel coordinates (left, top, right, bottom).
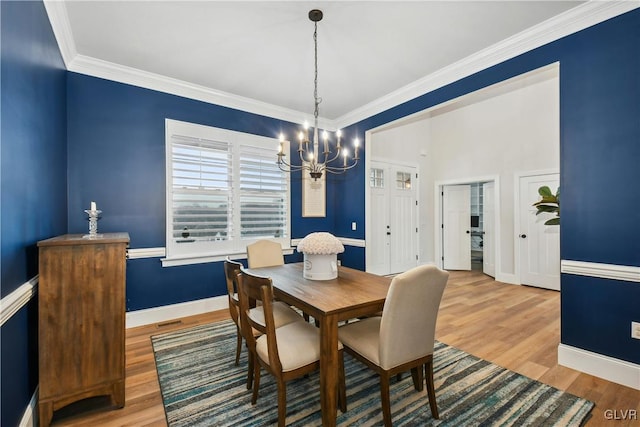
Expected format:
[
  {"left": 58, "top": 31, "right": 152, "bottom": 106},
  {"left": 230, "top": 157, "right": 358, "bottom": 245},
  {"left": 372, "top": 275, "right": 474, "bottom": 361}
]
[{"left": 51, "top": 270, "right": 639, "bottom": 426}]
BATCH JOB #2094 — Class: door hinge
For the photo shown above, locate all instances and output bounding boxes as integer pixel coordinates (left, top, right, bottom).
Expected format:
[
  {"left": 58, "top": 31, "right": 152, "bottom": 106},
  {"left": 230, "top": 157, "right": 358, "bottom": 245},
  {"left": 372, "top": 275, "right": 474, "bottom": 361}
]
[
  {"left": 416, "top": 227, "right": 418, "bottom": 233},
  {"left": 416, "top": 255, "right": 419, "bottom": 260},
  {"left": 441, "top": 256, "right": 444, "bottom": 261},
  {"left": 441, "top": 224, "right": 444, "bottom": 229}
]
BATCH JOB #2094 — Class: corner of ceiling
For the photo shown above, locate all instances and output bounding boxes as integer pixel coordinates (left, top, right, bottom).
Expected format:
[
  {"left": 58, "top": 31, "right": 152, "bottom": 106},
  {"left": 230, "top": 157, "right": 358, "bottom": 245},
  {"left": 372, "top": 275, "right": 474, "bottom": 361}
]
[
  {"left": 44, "top": 1, "right": 638, "bottom": 132},
  {"left": 43, "top": 0, "right": 77, "bottom": 68}
]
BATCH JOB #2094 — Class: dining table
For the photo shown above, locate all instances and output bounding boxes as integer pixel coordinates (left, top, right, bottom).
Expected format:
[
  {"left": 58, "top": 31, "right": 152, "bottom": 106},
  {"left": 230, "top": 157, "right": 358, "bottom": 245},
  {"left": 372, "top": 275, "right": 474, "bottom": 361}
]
[{"left": 246, "top": 262, "right": 392, "bottom": 427}]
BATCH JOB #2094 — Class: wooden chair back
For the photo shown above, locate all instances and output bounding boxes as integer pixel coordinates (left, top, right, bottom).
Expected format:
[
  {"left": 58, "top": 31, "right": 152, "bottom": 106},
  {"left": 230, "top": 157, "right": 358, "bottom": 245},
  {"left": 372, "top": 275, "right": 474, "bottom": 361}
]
[
  {"left": 246, "top": 240, "right": 284, "bottom": 268},
  {"left": 237, "top": 269, "right": 283, "bottom": 374},
  {"left": 223, "top": 257, "right": 243, "bottom": 324}
]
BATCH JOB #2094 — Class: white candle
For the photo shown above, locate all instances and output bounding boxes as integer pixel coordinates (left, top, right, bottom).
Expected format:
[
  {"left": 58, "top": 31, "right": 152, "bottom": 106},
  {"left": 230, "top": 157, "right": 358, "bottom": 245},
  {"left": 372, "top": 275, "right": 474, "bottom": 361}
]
[
  {"left": 323, "top": 130, "right": 329, "bottom": 153},
  {"left": 90, "top": 201, "right": 96, "bottom": 211}
]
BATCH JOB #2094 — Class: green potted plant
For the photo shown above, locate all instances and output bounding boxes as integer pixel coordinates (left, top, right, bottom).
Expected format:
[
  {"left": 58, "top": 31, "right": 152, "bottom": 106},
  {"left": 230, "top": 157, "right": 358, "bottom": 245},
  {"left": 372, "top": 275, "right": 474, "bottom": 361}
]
[{"left": 533, "top": 186, "right": 560, "bottom": 225}]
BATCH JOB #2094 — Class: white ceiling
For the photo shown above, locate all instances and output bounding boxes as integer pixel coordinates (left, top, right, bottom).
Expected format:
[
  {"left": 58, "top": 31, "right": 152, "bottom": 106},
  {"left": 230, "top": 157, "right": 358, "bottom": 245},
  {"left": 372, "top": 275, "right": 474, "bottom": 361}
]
[{"left": 54, "top": 1, "right": 594, "bottom": 125}]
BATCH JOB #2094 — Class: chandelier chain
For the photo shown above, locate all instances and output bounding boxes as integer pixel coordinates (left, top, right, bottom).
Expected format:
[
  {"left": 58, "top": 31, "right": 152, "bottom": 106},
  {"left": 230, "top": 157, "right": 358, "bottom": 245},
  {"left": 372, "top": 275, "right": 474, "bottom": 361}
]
[
  {"left": 275, "top": 9, "right": 360, "bottom": 181},
  {"left": 313, "top": 21, "right": 321, "bottom": 123}
]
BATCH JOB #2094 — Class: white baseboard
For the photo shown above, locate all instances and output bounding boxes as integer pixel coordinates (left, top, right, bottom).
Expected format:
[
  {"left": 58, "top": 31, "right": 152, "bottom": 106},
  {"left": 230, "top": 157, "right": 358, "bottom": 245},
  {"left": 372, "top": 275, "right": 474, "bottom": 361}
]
[
  {"left": 125, "top": 295, "right": 228, "bottom": 328},
  {"left": 496, "top": 272, "right": 517, "bottom": 285},
  {"left": 20, "top": 387, "right": 38, "bottom": 427},
  {"left": 558, "top": 343, "right": 640, "bottom": 390}
]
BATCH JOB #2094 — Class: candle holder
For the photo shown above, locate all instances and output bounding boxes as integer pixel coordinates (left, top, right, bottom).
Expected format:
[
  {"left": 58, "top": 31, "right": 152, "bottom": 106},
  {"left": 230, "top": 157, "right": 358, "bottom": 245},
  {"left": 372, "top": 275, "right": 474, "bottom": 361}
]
[{"left": 84, "top": 209, "right": 103, "bottom": 238}]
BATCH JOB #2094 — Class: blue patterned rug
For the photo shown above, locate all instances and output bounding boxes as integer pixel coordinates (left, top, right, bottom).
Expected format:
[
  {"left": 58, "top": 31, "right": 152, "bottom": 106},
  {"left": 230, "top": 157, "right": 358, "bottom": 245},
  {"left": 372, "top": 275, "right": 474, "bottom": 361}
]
[{"left": 151, "top": 320, "right": 594, "bottom": 426}]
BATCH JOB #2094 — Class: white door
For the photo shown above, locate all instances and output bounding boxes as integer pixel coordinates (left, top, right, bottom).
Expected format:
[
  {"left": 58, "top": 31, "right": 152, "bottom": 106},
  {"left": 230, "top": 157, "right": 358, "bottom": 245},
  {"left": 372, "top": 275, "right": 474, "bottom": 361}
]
[
  {"left": 368, "top": 162, "right": 418, "bottom": 275},
  {"left": 389, "top": 168, "right": 418, "bottom": 273},
  {"left": 443, "top": 185, "right": 471, "bottom": 270},
  {"left": 518, "top": 173, "right": 560, "bottom": 290},
  {"left": 368, "top": 163, "right": 390, "bottom": 275},
  {"left": 482, "top": 182, "right": 496, "bottom": 277}
]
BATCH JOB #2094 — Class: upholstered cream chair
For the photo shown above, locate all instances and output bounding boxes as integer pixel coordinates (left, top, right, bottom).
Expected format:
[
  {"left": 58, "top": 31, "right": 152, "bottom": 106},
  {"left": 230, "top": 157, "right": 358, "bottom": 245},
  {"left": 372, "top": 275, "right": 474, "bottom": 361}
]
[
  {"left": 237, "top": 268, "right": 347, "bottom": 427},
  {"left": 223, "top": 258, "right": 303, "bottom": 388},
  {"left": 338, "top": 264, "right": 449, "bottom": 426},
  {"left": 246, "top": 240, "right": 285, "bottom": 268}
]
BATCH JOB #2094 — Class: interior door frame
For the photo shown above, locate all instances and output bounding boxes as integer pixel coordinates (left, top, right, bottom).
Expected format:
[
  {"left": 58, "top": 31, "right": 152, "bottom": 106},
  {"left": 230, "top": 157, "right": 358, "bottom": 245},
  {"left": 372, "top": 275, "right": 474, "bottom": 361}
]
[
  {"left": 513, "top": 168, "right": 559, "bottom": 285},
  {"left": 366, "top": 158, "right": 420, "bottom": 274},
  {"left": 435, "top": 175, "right": 500, "bottom": 274}
]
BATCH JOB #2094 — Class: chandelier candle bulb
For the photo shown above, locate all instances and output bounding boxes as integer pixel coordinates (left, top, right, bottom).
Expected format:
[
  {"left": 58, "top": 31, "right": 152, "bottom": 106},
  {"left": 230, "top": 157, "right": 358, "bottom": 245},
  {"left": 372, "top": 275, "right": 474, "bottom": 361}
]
[{"left": 90, "top": 201, "right": 96, "bottom": 211}]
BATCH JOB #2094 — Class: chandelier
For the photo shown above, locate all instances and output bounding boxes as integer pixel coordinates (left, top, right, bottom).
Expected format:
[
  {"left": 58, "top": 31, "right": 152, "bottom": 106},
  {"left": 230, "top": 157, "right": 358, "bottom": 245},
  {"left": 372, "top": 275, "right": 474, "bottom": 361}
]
[{"left": 277, "top": 9, "right": 360, "bottom": 181}]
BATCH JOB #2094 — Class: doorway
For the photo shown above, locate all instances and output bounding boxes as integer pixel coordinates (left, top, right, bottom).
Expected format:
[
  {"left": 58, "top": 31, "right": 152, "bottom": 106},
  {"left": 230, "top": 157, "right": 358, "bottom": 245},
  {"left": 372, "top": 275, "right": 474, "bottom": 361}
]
[
  {"left": 367, "top": 160, "right": 419, "bottom": 275},
  {"left": 516, "top": 172, "right": 560, "bottom": 290},
  {"left": 438, "top": 177, "right": 498, "bottom": 278}
]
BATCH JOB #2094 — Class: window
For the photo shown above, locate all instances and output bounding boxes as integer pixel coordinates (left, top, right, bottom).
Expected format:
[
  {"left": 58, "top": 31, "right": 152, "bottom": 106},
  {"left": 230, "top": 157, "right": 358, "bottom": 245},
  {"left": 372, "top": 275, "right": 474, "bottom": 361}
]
[
  {"left": 165, "top": 119, "right": 289, "bottom": 265},
  {"left": 370, "top": 167, "right": 384, "bottom": 188},
  {"left": 396, "top": 171, "right": 412, "bottom": 190}
]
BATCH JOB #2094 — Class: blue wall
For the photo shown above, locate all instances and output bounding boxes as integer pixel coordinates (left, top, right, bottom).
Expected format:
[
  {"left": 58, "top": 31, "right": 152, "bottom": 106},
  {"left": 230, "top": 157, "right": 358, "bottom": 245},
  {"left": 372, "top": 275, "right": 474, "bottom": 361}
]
[
  {"left": 0, "top": 1, "right": 67, "bottom": 425},
  {"left": 66, "top": 73, "right": 355, "bottom": 310},
  {"left": 336, "top": 9, "right": 640, "bottom": 365}
]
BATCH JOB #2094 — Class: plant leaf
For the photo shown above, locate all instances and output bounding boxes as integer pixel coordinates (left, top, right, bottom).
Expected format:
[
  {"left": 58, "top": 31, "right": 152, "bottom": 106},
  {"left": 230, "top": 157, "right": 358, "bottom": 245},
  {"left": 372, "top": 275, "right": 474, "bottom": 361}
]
[
  {"left": 544, "top": 217, "right": 560, "bottom": 226},
  {"left": 538, "top": 186, "right": 553, "bottom": 197}
]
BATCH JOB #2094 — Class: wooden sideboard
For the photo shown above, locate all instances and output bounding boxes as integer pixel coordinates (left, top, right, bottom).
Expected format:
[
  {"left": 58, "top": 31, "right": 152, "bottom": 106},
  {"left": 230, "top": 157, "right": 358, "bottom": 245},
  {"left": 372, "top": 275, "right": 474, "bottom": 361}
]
[{"left": 37, "top": 233, "right": 129, "bottom": 427}]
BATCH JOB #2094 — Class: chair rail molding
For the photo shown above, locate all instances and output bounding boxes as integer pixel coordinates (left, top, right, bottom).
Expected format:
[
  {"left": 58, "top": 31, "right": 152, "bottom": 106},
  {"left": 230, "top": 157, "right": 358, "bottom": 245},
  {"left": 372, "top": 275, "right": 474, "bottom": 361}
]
[
  {"left": 0, "top": 276, "right": 38, "bottom": 326},
  {"left": 561, "top": 260, "right": 640, "bottom": 283}
]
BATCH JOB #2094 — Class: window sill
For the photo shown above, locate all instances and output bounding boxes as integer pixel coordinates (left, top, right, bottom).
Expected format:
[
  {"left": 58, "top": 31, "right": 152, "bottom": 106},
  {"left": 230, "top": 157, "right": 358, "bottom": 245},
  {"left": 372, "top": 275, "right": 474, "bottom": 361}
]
[{"left": 161, "top": 248, "right": 294, "bottom": 267}]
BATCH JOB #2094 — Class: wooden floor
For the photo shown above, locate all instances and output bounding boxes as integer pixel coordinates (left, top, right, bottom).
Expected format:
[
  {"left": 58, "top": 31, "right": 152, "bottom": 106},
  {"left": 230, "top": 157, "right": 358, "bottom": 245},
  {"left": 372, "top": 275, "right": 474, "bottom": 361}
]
[{"left": 51, "top": 270, "right": 639, "bottom": 426}]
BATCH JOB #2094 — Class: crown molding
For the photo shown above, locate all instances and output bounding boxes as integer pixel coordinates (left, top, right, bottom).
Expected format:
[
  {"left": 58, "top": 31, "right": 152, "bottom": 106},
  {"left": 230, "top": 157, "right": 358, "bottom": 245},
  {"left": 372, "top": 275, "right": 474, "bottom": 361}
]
[
  {"left": 44, "top": 1, "right": 638, "bottom": 130},
  {"left": 68, "top": 54, "right": 322, "bottom": 128},
  {"left": 43, "top": 0, "right": 77, "bottom": 67},
  {"left": 334, "top": 1, "right": 640, "bottom": 129}
]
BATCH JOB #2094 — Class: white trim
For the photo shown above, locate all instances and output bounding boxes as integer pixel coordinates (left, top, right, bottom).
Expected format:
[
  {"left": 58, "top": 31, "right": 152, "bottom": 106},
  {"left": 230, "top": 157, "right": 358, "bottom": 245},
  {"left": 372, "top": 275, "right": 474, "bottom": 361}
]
[
  {"left": 160, "top": 248, "right": 295, "bottom": 267},
  {"left": 337, "top": 237, "right": 365, "bottom": 248},
  {"left": 334, "top": 1, "right": 640, "bottom": 129},
  {"left": 126, "top": 295, "right": 228, "bottom": 328},
  {"left": 70, "top": 55, "right": 326, "bottom": 128},
  {"left": 495, "top": 272, "right": 518, "bottom": 286},
  {"left": 558, "top": 343, "right": 640, "bottom": 390},
  {"left": 19, "top": 387, "right": 38, "bottom": 427},
  {"left": 0, "top": 276, "right": 38, "bottom": 327},
  {"left": 127, "top": 247, "right": 166, "bottom": 259},
  {"left": 434, "top": 175, "right": 501, "bottom": 276},
  {"left": 561, "top": 260, "right": 640, "bottom": 283},
  {"left": 43, "top": 1, "right": 638, "bottom": 130},
  {"left": 43, "top": 0, "right": 76, "bottom": 67}
]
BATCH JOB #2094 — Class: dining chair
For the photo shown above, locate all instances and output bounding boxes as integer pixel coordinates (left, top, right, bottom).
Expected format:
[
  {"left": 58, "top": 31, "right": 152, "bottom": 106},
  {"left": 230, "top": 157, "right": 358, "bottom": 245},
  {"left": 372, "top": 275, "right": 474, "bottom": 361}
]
[
  {"left": 246, "top": 239, "right": 284, "bottom": 268},
  {"left": 224, "top": 257, "right": 304, "bottom": 388},
  {"left": 223, "top": 257, "right": 245, "bottom": 366},
  {"left": 237, "top": 268, "right": 347, "bottom": 427},
  {"left": 337, "top": 264, "right": 449, "bottom": 426},
  {"left": 246, "top": 239, "right": 312, "bottom": 322}
]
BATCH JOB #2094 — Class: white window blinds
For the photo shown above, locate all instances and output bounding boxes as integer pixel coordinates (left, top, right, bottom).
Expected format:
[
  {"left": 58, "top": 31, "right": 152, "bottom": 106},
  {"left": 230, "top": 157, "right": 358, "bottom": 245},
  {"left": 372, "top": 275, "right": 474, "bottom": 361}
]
[{"left": 165, "top": 119, "right": 290, "bottom": 263}]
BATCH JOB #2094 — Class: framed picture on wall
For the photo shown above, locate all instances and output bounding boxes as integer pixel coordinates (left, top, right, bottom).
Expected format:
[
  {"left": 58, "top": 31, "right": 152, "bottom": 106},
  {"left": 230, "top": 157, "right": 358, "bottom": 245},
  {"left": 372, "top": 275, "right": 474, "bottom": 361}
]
[{"left": 302, "top": 167, "right": 326, "bottom": 217}]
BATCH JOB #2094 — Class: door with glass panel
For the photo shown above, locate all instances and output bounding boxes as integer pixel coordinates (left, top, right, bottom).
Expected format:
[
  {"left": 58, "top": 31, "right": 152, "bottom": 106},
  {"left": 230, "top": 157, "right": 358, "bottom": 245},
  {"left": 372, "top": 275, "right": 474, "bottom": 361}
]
[{"left": 368, "top": 161, "right": 418, "bottom": 275}]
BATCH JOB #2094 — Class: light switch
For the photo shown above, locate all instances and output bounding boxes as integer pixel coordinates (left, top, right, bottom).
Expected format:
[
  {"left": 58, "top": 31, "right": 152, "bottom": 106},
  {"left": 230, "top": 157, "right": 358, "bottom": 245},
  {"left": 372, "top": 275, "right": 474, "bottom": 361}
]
[{"left": 351, "top": 222, "right": 357, "bottom": 231}]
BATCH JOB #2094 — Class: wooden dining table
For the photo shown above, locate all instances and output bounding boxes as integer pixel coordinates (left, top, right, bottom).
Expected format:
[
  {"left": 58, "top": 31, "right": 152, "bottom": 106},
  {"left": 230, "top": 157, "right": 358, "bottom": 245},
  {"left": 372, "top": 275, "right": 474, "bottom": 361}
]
[{"left": 246, "top": 262, "right": 391, "bottom": 427}]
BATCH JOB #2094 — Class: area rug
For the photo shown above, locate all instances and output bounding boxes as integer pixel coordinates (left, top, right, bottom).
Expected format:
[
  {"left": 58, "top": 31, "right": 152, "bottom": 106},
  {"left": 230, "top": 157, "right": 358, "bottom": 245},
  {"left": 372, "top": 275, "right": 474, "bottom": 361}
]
[{"left": 151, "top": 320, "right": 594, "bottom": 426}]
